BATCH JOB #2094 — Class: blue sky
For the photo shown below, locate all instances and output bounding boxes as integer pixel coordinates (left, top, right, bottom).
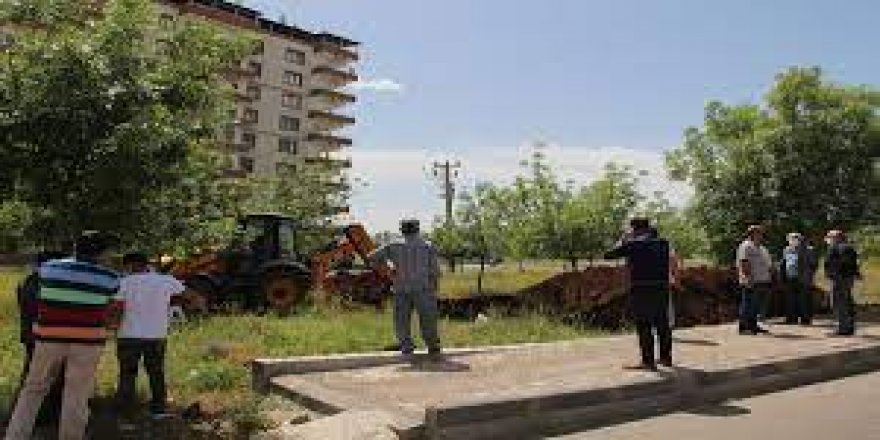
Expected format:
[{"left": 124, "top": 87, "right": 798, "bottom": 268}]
[{"left": 247, "top": 0, "right": 879, "bottom": 231}]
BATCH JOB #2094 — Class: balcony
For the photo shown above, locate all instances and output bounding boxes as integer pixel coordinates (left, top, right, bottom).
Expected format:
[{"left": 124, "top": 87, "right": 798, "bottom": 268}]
[
  {"left": 307, "top": 132, "right": 353, "bottom": 147},
  {"left": 304, "top": 156, "right": 353, "bottom": 169},
  {"left": 308, "top": 110, "right": 355, "bottom": 125},
  {"left": 312, "top": 66, "right": 358, "bottom": 87},
  {"left": 310, "top": 88, "right": 356, "bottom": 105},
  {"left": 314, "top": 42, "right": 359, "bottom": 67}
]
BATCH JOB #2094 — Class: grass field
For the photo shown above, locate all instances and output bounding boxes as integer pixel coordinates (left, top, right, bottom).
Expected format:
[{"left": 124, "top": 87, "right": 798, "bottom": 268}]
[
  {"left": 0, "top": 266, "right": 594, "bottom": 433},
  {"left": 438, "top": 260, "right": 565, "bottom": 298}
]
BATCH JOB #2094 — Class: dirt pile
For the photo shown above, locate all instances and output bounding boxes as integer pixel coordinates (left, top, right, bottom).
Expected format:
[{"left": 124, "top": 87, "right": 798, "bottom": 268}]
[{"left": 439, "top": 265, "right": 828, "bottom": 331}]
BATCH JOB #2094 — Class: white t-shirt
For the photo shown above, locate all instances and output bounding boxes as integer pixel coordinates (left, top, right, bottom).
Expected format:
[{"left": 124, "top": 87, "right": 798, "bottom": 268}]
[
  {"left": 737, "top": 239, "right": 772, "bottom": 284},
  {"left": 118, "top": 272, "right": 186, "bottom": 339}
]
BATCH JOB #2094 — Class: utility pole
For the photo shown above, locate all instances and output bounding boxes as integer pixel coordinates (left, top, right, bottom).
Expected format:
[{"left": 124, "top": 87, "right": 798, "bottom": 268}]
[{"left": 431, "top": 160, "right": 461, "bottom": 225}]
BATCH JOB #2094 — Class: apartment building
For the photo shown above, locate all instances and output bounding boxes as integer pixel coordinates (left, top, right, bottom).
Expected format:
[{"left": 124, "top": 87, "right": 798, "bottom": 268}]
[{"left": 156, "top": 0, "right": 358, "bottom": 181}]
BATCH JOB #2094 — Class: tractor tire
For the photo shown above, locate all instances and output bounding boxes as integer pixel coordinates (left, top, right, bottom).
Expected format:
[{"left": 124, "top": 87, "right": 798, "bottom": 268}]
[
  {"left": 183, "top": 277, "right": 216, "bottom": 316},
  {"left": 262, "top": 273, "right": 308, "bottom": 315}
]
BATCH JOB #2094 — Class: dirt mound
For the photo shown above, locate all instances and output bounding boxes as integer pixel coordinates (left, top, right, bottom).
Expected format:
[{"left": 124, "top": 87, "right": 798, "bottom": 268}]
[{"left": 439, "top": 265, "right": 828, "bottom": 331}]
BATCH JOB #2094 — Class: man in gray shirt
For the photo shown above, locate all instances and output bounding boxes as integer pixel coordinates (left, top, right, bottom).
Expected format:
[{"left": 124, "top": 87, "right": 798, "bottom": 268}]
[{"left": 370, "top": 219, "right": 442, "bottom": 358}]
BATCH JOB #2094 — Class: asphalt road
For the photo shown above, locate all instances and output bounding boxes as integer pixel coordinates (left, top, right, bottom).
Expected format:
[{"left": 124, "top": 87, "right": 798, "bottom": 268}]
[{"left": 553, "top": 371, "right": 880, "bottom": 440}]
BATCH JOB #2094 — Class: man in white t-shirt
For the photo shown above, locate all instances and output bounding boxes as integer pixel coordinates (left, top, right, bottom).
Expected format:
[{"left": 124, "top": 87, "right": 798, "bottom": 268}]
[
  {"left": 115, "top": 252, "right": 185, "bottom": 417},
  {"left": 736, "top": 225, "right": 773, "bottom": 335}
]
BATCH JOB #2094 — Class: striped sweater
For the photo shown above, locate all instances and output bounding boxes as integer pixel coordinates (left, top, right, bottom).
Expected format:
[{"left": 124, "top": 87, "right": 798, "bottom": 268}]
[{"left": 34, "top": 258, "right": 122, "bottom": 344}]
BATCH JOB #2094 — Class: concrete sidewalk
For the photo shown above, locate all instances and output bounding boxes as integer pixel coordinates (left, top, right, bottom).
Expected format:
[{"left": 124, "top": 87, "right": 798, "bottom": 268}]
[{"left": 254, "top": 321, "right": 880, "bottom": 439}]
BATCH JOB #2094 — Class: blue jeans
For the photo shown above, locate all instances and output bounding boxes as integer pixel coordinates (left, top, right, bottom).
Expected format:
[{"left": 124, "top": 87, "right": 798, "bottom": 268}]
[
  {"left": 739, "top": 283, "right": 768, "bottom": 331},
  {"left": 830, "top": 278, "right": 856, "bottom": 334},
  {"left": 394, "top": 289, "right": 441, "bottom": 353}
]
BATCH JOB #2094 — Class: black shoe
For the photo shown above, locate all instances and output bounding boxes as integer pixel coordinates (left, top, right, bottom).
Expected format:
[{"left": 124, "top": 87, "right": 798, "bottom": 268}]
[
  {"left": 829, "top": 331, "right": 855, "bottom": 337},
  {"left": 784, "top": 319, "right": 798, "bottom": 325},
  {"left": 658, "top": 358, "right": 673, "bottom": 368},
  {"left": 800, "top": 320, "right": 812, "bottom": 326},
  {"left": 754, "top": 327, "right": 770, "bottom": 334},
  {"left": 739, "top": 328, "right": 757, "bottom": 335}
]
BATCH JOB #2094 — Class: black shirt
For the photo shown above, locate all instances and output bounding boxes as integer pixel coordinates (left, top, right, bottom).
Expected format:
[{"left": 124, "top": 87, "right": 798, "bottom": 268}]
[{"left": 604, "top": 236, "right": 671, "bottom": 287}]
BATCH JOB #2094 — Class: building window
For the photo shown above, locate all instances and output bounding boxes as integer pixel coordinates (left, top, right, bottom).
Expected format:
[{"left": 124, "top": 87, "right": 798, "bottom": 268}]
[
  {"left": 276, "top": 163, "right": 297, "bottom": 175},
  {"left": 279, "top": 137, "right": 298, "bottom": 154},
  {"left": 279, "top": 115, "right": 300, "bottom": 132},
  {"left": 224, "top": 124, "right": 235, "bottom": 142},
  {"left": 241, "top": 132, "right": 257, "bottom": 150},
  {"left": 283, "top": 71, "right": 303, "bottom": 87},
  {"left": 253, "top": 40, "right": 264, "bottom": 55},
  {"left": 246, "top": 83, "right": 261, "bottom": 100},
  {"left": 284, "top": 48, "right": 306, "bottom": 65},
  {"left": 248, "top": 61, "right": 262, "bottom": 78},
  {"left": 227, "top": 109, "right": 237, "bottom": 122},
  {"left": 158, "top": 13, "right": 174, "bottom": 30},
  {"left": 243, "top": 108, "right": 259, "bottom": 124},
  {"left": 240, "top": 156, "right": 255, "bottom": 173},
  {"left": 281, "top": 92, "right": 302, "bottom": 109}
]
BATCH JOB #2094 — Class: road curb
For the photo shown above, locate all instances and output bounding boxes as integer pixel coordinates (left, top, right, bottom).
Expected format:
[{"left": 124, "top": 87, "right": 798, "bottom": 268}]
[{"left": 254, "top": 337, "right": 880, "bottom": 439}]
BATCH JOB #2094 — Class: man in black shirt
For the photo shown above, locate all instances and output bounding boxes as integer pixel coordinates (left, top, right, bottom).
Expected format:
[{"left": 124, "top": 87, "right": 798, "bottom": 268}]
[
  {"left": 824, "top": 230, "right": 861, "bottom": 336},
  {"left": 605, "top": 218, "right": 673, "bottom": 371}
]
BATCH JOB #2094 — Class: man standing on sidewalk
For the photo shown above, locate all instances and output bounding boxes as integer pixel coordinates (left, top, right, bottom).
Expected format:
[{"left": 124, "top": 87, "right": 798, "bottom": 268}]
[
  {"left": 780, "top": 233, "right": 813, "bottom": 325},
  {"left": 737, "top": 225, "right": 772, "bottom": 335},
  {"left": 369, "top": 218, "right": 442, "bottom": 361},
  {"left": 5, "top": 231, "right": 121, "bottom": 440},
  {"left": 824, "top": 230, "right": 861, "bottom": 336},
  {"left": 604, "top": 218, "right": 673, "bottom": 371},
  {"left": 115, "top": 252, "right": 186, "bottom": 418}
]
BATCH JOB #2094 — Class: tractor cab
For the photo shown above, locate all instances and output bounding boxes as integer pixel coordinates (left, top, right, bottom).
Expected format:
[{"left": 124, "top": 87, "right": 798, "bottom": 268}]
[{"left": 236, "top": 213, "right": 301, "bottom": 262}]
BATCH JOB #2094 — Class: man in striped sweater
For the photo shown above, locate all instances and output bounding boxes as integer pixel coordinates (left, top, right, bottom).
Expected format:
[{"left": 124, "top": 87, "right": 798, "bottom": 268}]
[{"left": 5, "top": 231, "right": 122, "bottom": 440}]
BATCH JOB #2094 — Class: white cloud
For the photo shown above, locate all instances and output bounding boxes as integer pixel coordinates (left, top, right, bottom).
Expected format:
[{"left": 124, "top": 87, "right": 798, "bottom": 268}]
[
  {"left": 348, "top": 78, "right": 405, "bottom": 93},
  {"left": 346, "top": 145, "right": 693, "bottom": 232}
]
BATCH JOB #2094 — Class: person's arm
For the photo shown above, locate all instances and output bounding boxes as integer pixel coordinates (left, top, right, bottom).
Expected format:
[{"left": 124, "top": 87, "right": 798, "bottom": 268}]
[
  {"left": 604, "top": 239, "right": 631, "bottom": 260},
  {"left": 737, "top": 243, "right": 753, "bottom": 285},
  {"left": 168, "top": 276, "right": 187, "bottom": 306},
  {"left": 106, "top": 279, "right": 125, "bottom": 331},
  {"left": 428, "top": 246, "right": 440, "bottom": 292},
  {"left": 368, "top": 244, "right": 392, "bottom": 267}
]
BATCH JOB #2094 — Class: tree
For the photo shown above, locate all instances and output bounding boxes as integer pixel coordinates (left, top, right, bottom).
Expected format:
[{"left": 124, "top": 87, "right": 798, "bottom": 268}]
[
  {"left": 1, "top": 0, "right": 254, "bottom": 250},
  {"left": 667, "top": 67, "right": 880, "bottom": 262},
  {"left": 557, "top": 164, "right": 641, "bottom": 269}
]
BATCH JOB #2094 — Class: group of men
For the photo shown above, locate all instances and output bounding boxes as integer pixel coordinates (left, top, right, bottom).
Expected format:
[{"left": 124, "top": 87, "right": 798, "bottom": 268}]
[
  {"left": 3, "top": 218, "right": 866, "bottom": 438},
  {"left": 6, "top": 232, "right": 185, "bottom": 440},
  {"left": 601, "top": 219, "right": 864, "bottom": 372},
  {"left": 736, "top": 225, "right": 862, "bottom": 336}
]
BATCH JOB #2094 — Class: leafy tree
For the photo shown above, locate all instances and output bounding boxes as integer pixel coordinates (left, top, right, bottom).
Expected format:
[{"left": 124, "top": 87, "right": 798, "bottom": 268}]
[
  {"left": 667, "top": 67, "right": 880, "bottom": 262},
  {"left": 1, "top": 0, "right": 254, "bottom": 250}
]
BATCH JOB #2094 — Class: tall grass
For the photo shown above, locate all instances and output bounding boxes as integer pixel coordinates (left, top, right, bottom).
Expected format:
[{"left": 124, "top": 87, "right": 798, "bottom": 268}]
[{"left": 0, "top": 267, "right": 592, "bottom": 417}]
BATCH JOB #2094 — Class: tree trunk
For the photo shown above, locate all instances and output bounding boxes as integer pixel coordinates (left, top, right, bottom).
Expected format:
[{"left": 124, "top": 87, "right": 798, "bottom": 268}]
[
  {"left": 477, "top": 254, "right": 486, "bottom": 296},
  {"left": 447, "top": 256, "right": 456, "bottom": 273}
]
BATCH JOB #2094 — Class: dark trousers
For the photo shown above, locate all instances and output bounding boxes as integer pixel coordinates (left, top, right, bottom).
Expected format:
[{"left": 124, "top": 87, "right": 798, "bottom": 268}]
[
  {"left": 116, "top": 339, "right": 167, "bottom": 413},
  {"left": 13, "top": 342, "right": 64, "bottom": 426},
  {"left": 784, "top": 279, "right": 813, "bottom": 324},
  {"left": 830, "top": 278, "right": 856, "bottom": 335},
  {"left": 739, "top": 283, "right": 769, "bottom": 331},
  {"left": 630, "top": 286, "right": 672, "bottom": 365}
]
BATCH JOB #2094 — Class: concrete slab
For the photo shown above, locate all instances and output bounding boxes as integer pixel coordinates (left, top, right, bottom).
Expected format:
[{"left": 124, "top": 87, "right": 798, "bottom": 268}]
[{"left": 257, "top": 321, "right": 880, "bottom": 439}]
